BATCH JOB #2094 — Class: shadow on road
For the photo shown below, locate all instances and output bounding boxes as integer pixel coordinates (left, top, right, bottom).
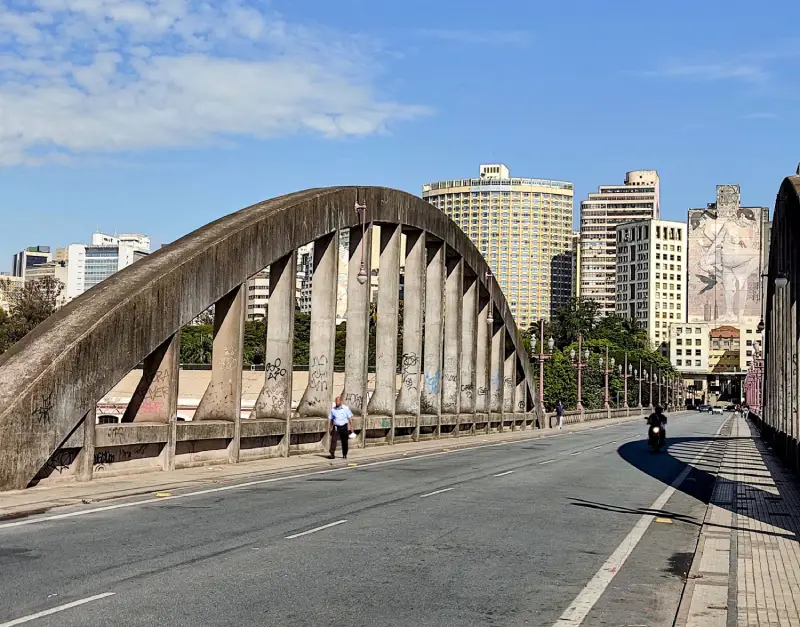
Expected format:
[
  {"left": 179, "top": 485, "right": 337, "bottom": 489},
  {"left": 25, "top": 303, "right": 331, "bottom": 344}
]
[{"left": 568, "top": 421, "right": 800, "bottom": 541}]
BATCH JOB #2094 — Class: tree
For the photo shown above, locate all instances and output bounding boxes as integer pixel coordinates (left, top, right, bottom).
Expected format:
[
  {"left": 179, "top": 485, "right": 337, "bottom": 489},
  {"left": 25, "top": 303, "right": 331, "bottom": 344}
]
[
  {"left": 548, "top": 298, "right": 601, "bottom": 348},
  {"left": 0, "top": 276, "right": 64, "bottom": 354}
]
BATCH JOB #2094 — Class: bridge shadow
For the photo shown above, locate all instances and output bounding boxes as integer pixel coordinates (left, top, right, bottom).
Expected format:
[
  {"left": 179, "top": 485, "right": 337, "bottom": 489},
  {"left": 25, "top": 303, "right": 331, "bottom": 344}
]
[{"left": 568, "top": 421, "right": 800, "bottom": 541}]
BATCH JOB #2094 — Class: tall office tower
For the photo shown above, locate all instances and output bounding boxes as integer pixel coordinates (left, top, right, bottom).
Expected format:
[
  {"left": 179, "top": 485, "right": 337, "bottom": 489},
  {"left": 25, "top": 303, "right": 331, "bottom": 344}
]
[
  {"left": 580, "top": 170, "right": 660, "bottom": 315},
  {"left": 571, "top": 230, "right": 581, "bottom": 298},
  {"left": 614, "top": 219, "right": 687, "bottom": 355},
  {"left": 422, "top": 164, "right": 574, "bottom": 327}
]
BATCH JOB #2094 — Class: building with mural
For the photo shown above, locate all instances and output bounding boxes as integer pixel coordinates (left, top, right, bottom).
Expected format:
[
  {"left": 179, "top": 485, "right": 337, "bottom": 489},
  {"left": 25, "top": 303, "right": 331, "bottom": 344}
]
[{"left": 672, "top": 185, "right": 770, "bottom": 404}]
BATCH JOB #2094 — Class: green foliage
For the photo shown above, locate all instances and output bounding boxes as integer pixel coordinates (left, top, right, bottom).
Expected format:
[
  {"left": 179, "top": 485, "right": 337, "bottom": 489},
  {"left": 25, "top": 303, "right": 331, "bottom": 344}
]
[
  {"left": 0, "top": 276, "right": 64, "bottom": 356},
  {"left": 536, "top": 298, "right": 677, "bottom": 411}
]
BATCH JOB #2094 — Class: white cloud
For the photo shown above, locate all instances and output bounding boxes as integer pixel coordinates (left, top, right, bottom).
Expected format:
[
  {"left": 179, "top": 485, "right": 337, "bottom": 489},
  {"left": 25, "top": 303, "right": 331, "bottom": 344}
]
[
  {"left": 642, "top": 61, "right": 767, "bottom": 83},
  {"left": 416, "top": 28, "right": 531, "bottom": 47},
  {"left": 0, "top": 0, "right": 429, "bottom": 165}
]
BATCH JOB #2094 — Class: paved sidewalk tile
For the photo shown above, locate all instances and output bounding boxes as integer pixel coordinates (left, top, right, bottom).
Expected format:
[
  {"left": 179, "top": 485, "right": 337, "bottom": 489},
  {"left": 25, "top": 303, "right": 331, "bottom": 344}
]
[{"left": 680, "top": 414, "right": 800, "bottom": 626}]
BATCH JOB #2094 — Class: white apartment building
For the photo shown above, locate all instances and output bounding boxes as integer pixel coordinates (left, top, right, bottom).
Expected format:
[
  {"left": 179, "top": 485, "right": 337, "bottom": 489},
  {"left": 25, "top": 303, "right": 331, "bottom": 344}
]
[
  {"left": 246, "top": 270, "right": 270, "bottom": 321},
  {"left": 615, "top": 219, "right": 687, "bottom": 354},
  {"left": 60, "top": 232, "right": 150, "bottom": 301},
  {"left": 580, "top": 170, "right": 660, "bottom": 315}
]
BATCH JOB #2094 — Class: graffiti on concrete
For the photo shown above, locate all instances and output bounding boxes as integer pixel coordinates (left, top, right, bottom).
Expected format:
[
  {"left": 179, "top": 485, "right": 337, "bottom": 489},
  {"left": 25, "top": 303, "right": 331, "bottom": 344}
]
[
  {"left": 344, "top": 392, "right": 363, "bottom": 409},
  {"left": 309, "top": 355, "right": 329, "bottom": 392},
  {"left": 401, "top": 353, "right": 419, "bottom": 394},
  {"left": 265, "top": 358, "right": 287, "bottom": 381},
  {"left": 31, "top": 390, "right": 55, "bottom": 425},
  {"left": 424, "top": 371, "right": 441, "bottom": 395}
]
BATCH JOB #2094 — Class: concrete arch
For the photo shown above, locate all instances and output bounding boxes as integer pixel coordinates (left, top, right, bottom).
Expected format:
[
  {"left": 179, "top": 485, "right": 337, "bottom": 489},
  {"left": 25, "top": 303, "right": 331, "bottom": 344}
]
[{"left": 0, "top": 186, "right": 535, "bottom": 490}]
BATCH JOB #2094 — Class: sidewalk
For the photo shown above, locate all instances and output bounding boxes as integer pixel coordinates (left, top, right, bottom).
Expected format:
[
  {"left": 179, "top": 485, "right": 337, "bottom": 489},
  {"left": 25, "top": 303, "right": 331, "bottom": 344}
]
[
  {"left": 677, "top": 414, "right": 800, "bottom": 626},
  {"left": 0, "top": 413, "right": 642, "bottom": 521}
]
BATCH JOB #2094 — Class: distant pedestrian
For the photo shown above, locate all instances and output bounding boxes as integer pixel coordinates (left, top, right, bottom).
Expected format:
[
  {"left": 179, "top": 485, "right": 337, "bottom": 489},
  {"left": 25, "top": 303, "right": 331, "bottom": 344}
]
[
  {"left": 328, "top": 396, "right": 353, "bottom": 460},
  {"left": 555, "top": 400, "right": 564, "bottom": 429}
]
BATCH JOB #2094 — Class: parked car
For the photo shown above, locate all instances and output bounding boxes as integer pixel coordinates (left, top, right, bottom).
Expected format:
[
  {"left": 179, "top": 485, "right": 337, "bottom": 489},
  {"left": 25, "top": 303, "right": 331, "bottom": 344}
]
[
  {"left": 712, "top": 406, "right": 724, "bottom": 415},
  {"left": 697, "top": 404, "right": 712, "bottom": 413}
]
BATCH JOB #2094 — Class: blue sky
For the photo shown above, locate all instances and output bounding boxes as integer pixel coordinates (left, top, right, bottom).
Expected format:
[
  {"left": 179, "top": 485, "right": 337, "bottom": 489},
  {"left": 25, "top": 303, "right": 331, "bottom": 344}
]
[{"left": 1, "top": 0, "right": 799, "bottom": 269}]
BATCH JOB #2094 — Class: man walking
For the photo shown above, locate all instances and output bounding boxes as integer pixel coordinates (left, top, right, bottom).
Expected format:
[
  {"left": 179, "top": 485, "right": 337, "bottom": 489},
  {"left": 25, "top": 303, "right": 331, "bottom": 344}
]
[
  {"left": 328, "top": 396, "right": 353, "bottom": 460},
  {"left": 555, "top": 400, "right": 564, "bottom": 429}
]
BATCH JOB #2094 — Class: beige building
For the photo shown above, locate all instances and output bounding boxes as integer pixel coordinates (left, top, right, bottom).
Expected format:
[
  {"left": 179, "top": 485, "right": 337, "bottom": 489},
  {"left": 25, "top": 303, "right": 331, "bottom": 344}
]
[
  {"left": 580, "top": 170, "right": 660, "bottom": 315},
  {"left": 0, "top": 275, "right": 23, "bottom": 312},
  {"left": 615, "top": 219, "right": 687, "bottom": 354},
  {"left": 422, "top": 164, "right": 574, "bottom": 327}
]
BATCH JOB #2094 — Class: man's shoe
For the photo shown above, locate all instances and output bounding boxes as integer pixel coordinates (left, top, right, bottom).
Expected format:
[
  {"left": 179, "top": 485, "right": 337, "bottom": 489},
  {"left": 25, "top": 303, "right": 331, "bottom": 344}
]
[{"left": 327, "top": 454, "right": 335, "bottom": 460}]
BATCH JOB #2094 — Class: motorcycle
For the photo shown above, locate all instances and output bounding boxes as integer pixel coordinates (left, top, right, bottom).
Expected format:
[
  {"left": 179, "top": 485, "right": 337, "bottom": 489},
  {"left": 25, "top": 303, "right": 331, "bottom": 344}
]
[{"left": 648, "top": 422, "right": 665, "bottom": 453}]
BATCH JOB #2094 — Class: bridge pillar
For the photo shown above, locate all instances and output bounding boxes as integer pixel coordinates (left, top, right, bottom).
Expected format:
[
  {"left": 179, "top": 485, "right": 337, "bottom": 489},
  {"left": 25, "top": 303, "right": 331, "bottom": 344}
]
[
  {"left": 367, "top": 224, "right": 401, "bottom": 435},
  {"left": 515, "top": 378, "right": 528, "bottom": 426},
  {"left": 121, "top": 332, "right": 180, "bottom": 425},
  {"left": 195, "top": 285, "right": 245, "bottom": 464},
  {"left": 442, "top": 255, "right": 463, "bottom": 416},
  {"left": 460, "top": 272, "right": 478, "bottom": 419},
  {"left": 342, "top": 225, "right": 372, "bottom": 445},
  {"left": 252, "top": 252, "right": 296, "bottom": 456},
  {"left": 475, "top": 296, "right": 490, "bottom": 422},
  {"left": 76, "top": 406, "right": 96, "bottom": 482},
  {"left": 396, "top": 230, "right": 425, "bottom": 437},
  {"left": 298, "top": 233, "right": 338, "bottom": 420},
  {"left": 421, "top": 240, "right": 444, "bottom": 431},
  {"left": 490, "top": 321, "right": 505, "bottom": 423},
  {"left": 503, "top": 349, "right": 515, "bottom": 419}
]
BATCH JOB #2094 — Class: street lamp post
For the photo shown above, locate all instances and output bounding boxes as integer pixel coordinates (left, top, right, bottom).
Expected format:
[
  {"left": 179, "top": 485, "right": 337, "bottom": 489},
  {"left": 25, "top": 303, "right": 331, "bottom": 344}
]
[
  {"left": 570, "top": 333, "right": 590, "bottom": 411},
  {"left": 618, "top": 354, "right": 631, "bottom": 409},
  {"left": 598, "top": 346, "right": 615, "bottom": 410},
  {"left": 657, "top": 370, "right": 662, "bottom": 407},
  {"left": 636, "top": 359, "right": 644, "bottom": 408},
  {"left": 648, "top": 369, "right": 654, "bottom": 408},
  {"left": 531, "top": 319, "right": 555, "bottom": 418}
]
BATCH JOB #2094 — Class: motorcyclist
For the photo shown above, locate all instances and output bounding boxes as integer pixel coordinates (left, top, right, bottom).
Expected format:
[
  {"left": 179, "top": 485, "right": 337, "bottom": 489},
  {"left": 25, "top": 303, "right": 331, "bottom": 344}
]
[{"left": 646, "top": 405, "right": 667, "bottom": 447}]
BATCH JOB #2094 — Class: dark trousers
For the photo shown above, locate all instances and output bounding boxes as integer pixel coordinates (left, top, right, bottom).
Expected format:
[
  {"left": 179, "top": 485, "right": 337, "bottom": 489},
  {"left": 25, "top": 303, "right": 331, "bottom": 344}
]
[{"left": 330, "top": 425, "right": 349, "bottom": 457}]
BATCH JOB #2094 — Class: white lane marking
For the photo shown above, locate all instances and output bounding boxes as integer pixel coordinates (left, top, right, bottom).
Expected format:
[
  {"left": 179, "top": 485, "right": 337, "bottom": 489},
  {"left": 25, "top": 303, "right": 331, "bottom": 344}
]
[
  {"left": 493, "top": 471, "right": 514, "bottom": 477},
  {"left": 420, "top": 487, "right": 453, "bottom": 498},
  {"left": 0, "top": 593, "right": 115, "bottom": 627},
  {"left": 285, "top": 519, "right": 347, "bottom": 540},
  {"left": 591, "top": 445, "right": 603, "bottom": 450},
  {"left": 570, "top": 451, "right": 582, "bottom": 456},
  {"left": 552, "top": 418, "right": 727, "bottom": 627},
  {"left": 0, "top": 412, "right": 664, "bottom": 531},
  {"left": 539, "top": 460, "right": 556, "bottom": 465}
]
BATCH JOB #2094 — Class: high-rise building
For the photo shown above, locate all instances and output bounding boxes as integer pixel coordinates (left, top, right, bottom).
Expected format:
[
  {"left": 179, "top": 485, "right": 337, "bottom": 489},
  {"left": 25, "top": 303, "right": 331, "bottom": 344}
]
[
  {"left": 422, "top": 164, "right": 574, "bottom": 327},
  {"left": 672, "top": 184, "right": 770, "bottom": 405},
  {"left": 571, "top": 231, "right": 581, "bottom": 298},
  {"left": 614, "top": 219, "right": 687, "bottom": 355},
  {"left": 246, "top": 270, "right": 270, "bottom": 321},
  {"left": 12, "top": 246, "right": 51, "bottom": 280},
  {"left": 61, "top": 232, "right": 151, "bottom": 302},
  {"left": 580, "top": 170, "right": 660, "bottom": 315}
]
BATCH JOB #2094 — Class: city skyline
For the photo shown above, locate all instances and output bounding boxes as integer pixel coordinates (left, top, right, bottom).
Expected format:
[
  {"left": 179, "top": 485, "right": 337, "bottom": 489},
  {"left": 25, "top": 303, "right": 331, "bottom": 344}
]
[{"left": 1, "top": 1, "right": 797, "bottom": 267}]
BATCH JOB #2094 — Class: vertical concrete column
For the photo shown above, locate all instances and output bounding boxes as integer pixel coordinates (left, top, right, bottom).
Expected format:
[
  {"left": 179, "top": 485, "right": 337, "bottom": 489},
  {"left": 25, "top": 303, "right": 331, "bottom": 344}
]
[
  {"left": 460, "top": 273, "right": 478, "bottom": 414},
  {"left": 298, "top": 232, "right": 339, "bottom": 417},
  {"left": 252, "top": 253, "right": 296, "bottom": 456},
  {"left": 516, "top": 379, "right": 528, "bottom": 422},
  {"left": 121, "top": 333, "right": 180, "bottom": 424},
  {"left": 503, "top": 351, "right": 515, "bottom": 414},
  {"left": 441, "top": 256, "right": 463, "bottom": 415},
  {"left": 475, "top": 298, "right": 490, "bottom": 414},
  {"left": 420, "top": 241, "right": 444, "bottom": 418},
  {"left": 76, "top": 406, "right": 96, "bottom": 482},
  {"left": 367, "top": 224, "right": 401, "bottom": 423},
  {"left": 490, "top": 322, "right": 505, "bottom": 416},
  {"left": 396, "top": 230, "right": 425, "bottom": 423},
  {"left": 195, "top": 284, "right": 245, "bottom": 464},
  {"left": 342, "top": 225, "right": 372, "bottom": 432}
]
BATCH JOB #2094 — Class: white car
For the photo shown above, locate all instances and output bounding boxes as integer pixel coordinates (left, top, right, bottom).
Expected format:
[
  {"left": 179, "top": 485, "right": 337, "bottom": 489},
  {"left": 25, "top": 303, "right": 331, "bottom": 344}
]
[{"left": 711, "top": 406, "right": 724, "bottom": 415}]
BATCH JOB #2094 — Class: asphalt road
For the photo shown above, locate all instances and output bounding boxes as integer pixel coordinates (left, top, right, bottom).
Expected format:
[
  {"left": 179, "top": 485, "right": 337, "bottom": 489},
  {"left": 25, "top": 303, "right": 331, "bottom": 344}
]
[{"left": 0, "top": 411, "right": 728, "bottom": 627}]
